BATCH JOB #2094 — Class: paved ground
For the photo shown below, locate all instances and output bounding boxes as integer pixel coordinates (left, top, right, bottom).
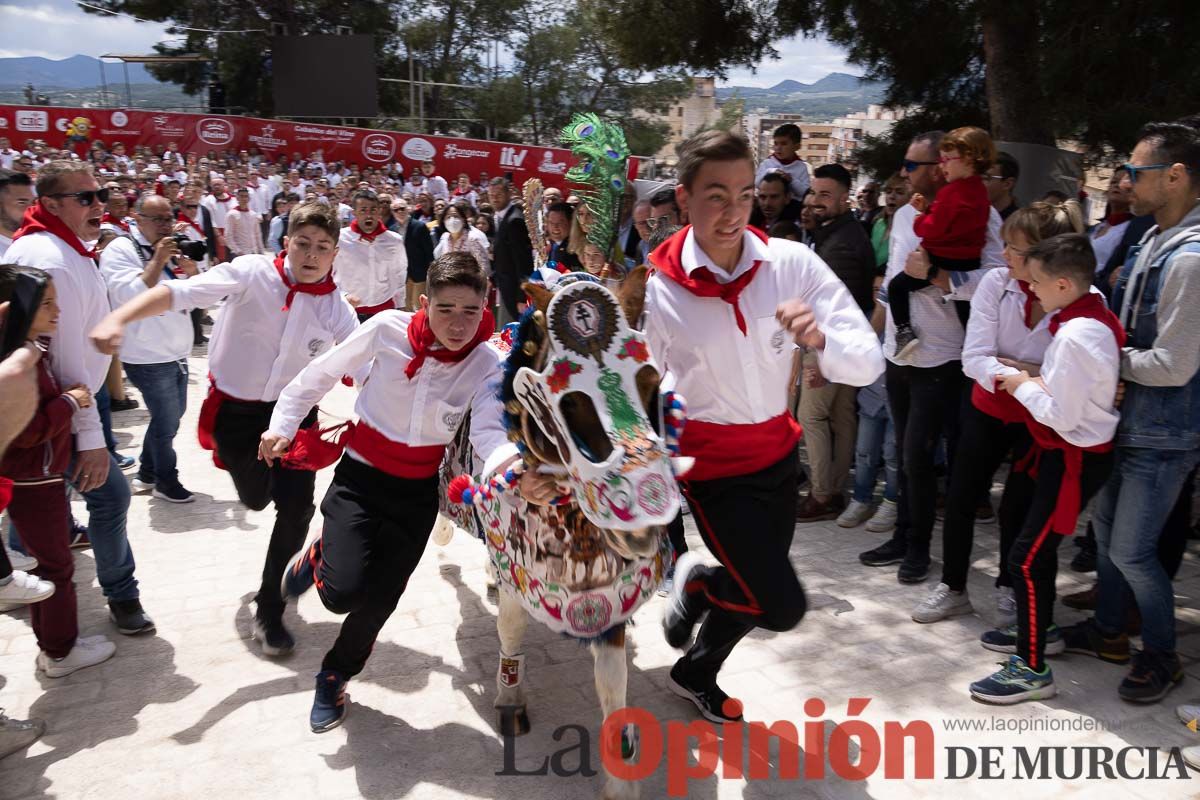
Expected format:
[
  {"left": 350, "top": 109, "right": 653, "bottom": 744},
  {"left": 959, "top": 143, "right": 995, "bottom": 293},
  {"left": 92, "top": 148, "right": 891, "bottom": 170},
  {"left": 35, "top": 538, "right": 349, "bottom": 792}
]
[{"left": 2, "top": 341, "right": 1200, "bottom": 799}]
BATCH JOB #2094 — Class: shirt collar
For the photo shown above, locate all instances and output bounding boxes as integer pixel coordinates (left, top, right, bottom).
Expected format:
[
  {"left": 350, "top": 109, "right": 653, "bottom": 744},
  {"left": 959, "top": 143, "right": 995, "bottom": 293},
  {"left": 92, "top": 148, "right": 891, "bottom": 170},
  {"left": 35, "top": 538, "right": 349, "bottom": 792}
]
[{"left": 681, "top": 227, "right": 771, "bottom": 284}]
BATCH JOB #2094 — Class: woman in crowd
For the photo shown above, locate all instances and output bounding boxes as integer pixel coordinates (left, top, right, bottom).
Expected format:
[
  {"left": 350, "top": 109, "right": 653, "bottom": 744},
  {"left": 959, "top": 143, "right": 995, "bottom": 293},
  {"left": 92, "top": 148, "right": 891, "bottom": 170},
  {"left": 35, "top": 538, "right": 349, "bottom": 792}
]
[
  {"left": 870, "top": 173, "right": 911, "bottom": 272},
  {"left": 433, "top": 203, "right": 489, "bottom": 275}
]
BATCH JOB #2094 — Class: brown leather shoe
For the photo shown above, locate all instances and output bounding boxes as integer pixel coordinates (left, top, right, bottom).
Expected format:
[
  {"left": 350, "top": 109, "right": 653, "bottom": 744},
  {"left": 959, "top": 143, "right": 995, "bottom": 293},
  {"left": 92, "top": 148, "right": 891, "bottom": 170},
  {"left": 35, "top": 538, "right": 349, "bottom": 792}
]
[
  {"left": 1062, "top": 583, "right": 1098, "bottom": 610},
  {"left": 796, "top": 494, "right": 841, "bottom": 522}
]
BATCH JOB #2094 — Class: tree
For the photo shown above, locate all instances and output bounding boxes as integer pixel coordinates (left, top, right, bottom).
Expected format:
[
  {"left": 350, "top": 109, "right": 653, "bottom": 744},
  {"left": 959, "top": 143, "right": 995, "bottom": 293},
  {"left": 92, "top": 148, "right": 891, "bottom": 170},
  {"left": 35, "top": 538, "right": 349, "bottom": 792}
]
[
  {"left": 601, "top": 0, "right": 1200, "bottom": 157},
  {"left": 81, "top": 0, "right": 401, "bottom": 119}
]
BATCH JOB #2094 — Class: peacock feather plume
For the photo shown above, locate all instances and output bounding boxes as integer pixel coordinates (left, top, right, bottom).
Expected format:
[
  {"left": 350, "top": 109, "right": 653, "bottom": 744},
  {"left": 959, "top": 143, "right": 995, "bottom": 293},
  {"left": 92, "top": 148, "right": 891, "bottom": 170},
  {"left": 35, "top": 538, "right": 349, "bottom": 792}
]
[{"left": 561, "top": 112, "right": 630, "bottom": 259}]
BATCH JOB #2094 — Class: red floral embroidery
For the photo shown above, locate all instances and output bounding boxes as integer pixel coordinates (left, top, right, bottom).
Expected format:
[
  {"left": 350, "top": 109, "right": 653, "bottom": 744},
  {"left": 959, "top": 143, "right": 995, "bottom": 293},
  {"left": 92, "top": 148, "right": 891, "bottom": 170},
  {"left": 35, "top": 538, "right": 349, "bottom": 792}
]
[
  {"left": 548, "top": 359, "right": 582, "bottom": 393},
  {"left": 617, "top": 336, "right": 650, "bottom": 363}
]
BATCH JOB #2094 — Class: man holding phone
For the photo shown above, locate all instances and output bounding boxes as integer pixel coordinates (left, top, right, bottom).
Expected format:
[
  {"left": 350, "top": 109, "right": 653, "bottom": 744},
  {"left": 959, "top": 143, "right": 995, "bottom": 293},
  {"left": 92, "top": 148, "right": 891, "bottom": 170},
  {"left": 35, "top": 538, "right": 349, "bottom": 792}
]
[{"left": 5, "top": 160, "right": 154, "bottom": 636}]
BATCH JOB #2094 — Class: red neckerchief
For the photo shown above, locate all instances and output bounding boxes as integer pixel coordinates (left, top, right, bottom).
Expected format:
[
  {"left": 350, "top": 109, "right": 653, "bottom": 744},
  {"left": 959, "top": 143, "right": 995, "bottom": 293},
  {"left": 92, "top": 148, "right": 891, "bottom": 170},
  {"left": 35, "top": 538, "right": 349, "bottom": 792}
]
[
  {"left": 1017, "top": 279, "right": 1038, "bottom": 329},
  {"left": 1104, "top": 211, "right": 1133, "bottom": 228},
  {"left": 350, "top": 219, "right": 385, "bottom": 242},
  {"left": 177, "top": 212, "right": 204, "bottom": 236},
  {"left": 101, "top": 212, "right": 129, "bottom": 232},
  {"left": 405, "top": 307, "right": 495, "bottom": 380},
  {"left": 273, "top": 251, "right": 336, "bottom": 312},
  {"left": 1049, "top": 291, "right": 1127, "bottom": 346},
  {"left": 649, "top": 225, "right": 769, "bottom": 335},
  {"left": 12, "top": 202, "right": 95, "bottom": 259}
]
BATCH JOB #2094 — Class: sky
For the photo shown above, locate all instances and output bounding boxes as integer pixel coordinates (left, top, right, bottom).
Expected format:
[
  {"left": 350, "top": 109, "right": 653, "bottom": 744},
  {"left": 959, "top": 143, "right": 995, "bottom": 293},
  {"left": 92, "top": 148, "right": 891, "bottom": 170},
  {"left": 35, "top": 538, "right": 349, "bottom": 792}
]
[{"left": 0, "top": 1, "right": 856, "bottom": 87}]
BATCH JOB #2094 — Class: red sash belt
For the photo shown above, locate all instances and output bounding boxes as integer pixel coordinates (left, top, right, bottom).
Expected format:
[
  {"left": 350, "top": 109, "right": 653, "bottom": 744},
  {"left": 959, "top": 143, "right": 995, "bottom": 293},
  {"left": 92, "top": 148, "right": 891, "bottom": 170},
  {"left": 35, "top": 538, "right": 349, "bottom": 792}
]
[
  {"left": 345, "top": 421, "right": 446, "bottom": 479},
  {"left": 197, "top": 377, "right": 249, "bottom": 469},
  {"left": 1013, "top": 419, "right": 1112, "bottom": 536},
  {"left": 971, "top": 381, "right": 1026, "bottom": 424},
  {"left": 679, "top": 412, "right": 801, "bottom": 482},
  {"left": 356, "top": 298, "right": 396, "bottom": 317}
]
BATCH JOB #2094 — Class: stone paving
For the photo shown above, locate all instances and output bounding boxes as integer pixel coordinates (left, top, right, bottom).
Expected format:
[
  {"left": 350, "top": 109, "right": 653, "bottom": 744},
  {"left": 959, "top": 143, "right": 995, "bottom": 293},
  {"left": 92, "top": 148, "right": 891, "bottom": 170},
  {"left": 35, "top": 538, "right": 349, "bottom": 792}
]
[{"left": 2, "top": 343, "right": 1200, "bottom": 799}]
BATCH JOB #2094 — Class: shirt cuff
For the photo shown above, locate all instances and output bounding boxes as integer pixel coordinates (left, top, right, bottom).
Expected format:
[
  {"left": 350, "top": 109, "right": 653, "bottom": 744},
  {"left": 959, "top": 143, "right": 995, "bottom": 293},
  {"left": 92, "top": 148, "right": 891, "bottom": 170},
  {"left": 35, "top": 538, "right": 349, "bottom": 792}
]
[
  {"left": 1012, "top": 380, "right": 1043, "bottom": 407},
  {"left": 481, "top": 442, "right": 520, "bottom": 480},
  {"left": 76, "top": 429, "right": 106, "bottom": 452}
]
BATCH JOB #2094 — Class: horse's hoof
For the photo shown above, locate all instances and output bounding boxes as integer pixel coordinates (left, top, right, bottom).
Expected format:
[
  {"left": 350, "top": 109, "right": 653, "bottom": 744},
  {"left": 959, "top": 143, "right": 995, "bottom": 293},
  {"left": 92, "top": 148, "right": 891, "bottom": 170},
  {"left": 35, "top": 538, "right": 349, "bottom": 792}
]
[{"left": 499, "top": 706, "right": 530, "bottom": 737}]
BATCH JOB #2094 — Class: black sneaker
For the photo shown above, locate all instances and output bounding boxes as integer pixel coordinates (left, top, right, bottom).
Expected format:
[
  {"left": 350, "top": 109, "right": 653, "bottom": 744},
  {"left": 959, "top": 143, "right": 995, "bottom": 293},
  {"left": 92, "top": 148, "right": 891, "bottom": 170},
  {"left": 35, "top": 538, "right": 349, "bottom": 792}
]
[
  {"left": 668, "top": 662, "right": 744, "bottom": 723},
  {"left": 281, "top": 533, "right": 322, "bottom": 603},
  {"left": 898, "top": 554, "right": 931, "bottom": 584},
  {"left": 310, "top": 670, "right": 349, "bottom": 732},
  {"left": 893, "top": 324, "right": 920, "bottom": 360},
  {"left": 859, "top": 538, "right": 906, "bottom": 567},
  {"left": 110, "top": 397, "right": 139, "bottom": 412},
  {"left": 1119, "top": 650, "right": 1184, "bottom": 703},
  {"left": 108, "top": 598, "right": 156, "bottom": 635},
  {"left": 662, "top": 552, "right": 707, "bottom": 649},
  {"left": 152, "top": 482, "right": 195, "bottom": 504},
  {"left": 253, "top": 616, "right": 296, "bottom": 657},
  {"left": 1060, "top": 618, "right": 1130, "bottom": 664}
]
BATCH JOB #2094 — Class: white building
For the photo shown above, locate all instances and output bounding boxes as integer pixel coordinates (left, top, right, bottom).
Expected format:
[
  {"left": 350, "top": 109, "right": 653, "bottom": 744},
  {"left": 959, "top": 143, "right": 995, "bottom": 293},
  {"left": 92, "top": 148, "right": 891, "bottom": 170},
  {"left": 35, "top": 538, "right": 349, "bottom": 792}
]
[{"left": 829, "top": 105, "right": 907, "bottom": 164}]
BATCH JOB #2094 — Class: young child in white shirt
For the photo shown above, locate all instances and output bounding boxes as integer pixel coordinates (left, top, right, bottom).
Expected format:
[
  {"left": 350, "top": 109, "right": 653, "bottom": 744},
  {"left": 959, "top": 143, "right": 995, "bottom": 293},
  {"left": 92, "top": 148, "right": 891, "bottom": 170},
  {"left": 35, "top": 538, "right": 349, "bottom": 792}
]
[{"left": 969, "top": 233, "right": 1122, "bottom": 705}]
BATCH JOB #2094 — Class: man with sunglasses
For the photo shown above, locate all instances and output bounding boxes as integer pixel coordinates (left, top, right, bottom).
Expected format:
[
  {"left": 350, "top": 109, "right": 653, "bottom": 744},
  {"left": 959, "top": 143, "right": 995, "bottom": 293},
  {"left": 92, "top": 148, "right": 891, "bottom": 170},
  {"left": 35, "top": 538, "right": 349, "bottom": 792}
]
[
  {"left": 6, "top": 160, "right": 154, "bottom": 636},
  {"left": 1061, "top": 120, "right": 1200, "bottom": 704}
]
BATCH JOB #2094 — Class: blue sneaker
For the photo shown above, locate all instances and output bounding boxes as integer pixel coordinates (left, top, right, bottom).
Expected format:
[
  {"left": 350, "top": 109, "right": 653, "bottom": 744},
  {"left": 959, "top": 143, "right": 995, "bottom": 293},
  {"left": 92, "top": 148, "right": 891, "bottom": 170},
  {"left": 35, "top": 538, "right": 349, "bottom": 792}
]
[
  {"left": 310, "top": 670, "right": 348, "bottom": 732},
  {"left": 114, "top": 453, "right": 137, "bottom": 471},
  {"left": 969, "top": 655, "right": 1056, "bottom": 704},
  {"left": 980, "top": 623, "right": 1065, "bottom": 655},
  {"left": 281, "top": 533, "right": 322, "bottom": 603}
]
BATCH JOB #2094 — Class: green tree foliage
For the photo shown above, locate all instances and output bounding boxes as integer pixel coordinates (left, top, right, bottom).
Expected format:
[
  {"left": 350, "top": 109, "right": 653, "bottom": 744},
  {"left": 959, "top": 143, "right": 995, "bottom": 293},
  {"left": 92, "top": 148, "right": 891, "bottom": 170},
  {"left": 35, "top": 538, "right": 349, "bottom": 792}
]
[{"left": 601, "top": 0, "right": 1200, "bottom": 157}]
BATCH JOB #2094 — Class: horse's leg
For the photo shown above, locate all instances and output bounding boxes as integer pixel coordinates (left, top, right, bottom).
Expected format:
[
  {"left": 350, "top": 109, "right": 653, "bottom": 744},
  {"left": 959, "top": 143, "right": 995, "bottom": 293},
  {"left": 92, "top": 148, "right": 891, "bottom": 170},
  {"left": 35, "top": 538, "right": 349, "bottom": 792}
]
[
  {"left": 495, "top": 586, "right": 531, "bottom": 736},
  {"left": 591, "top": 626, "right": 638, "bottom": 800}
]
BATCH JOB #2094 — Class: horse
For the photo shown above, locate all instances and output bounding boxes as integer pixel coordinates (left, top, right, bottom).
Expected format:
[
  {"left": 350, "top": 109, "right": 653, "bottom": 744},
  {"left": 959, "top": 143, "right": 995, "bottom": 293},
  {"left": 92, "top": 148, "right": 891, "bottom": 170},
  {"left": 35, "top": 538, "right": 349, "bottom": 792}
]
[{"left": 440, "top": 269, "right": 679, "bottom": 800}]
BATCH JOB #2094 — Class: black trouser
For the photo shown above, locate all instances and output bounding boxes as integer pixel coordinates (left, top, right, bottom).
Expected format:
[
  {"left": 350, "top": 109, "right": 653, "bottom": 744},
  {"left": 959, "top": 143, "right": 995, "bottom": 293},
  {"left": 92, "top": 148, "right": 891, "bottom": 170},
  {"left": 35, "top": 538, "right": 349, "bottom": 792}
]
[
  {"left": 940, "top": 401, "right": 1036, "bottom": 592},
  {"left": 0, "top": 540, "right": 11, "bottom": 579},
  {"left": 667, "top": 511, "right": 687, "bottom": 562},
  {"left": 213, "top": 400, "right": 318, "bottom": 623},
  {"left": 190, "top": 308, "right": 207, "bottom": 343},
  {"left": 1009, "top": 448, "right": 1114, "bottom": 671},
  {"left": 676, "top": 453, "right": 805, "bottom": 689},
  {"left": 886, "top": 360, "right": 966, "bottom": 557},
  {"left": 316, "top": 456, "right": 439, "bottom": 678},
  {"left": 887, "top": 272, "right": 931, "bottom": 329}
]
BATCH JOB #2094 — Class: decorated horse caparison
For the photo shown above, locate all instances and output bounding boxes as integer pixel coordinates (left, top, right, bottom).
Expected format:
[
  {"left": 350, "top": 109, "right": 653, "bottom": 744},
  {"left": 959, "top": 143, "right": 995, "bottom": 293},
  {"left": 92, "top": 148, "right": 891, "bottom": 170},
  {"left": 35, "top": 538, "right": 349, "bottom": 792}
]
[{"left": 441, "top": 270, "right": 682, "bottom": 800}]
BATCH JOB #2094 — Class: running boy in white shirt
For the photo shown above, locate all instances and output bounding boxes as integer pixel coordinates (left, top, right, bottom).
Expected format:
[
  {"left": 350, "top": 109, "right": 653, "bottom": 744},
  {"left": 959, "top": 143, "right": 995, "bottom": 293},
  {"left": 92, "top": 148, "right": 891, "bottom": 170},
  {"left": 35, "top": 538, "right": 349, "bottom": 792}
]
[
  {"left": 265, "top": 251, "right": 519, "bottom": 733},
  {"left": 969, "top": 233, "right": 1122, "bottom": 704},
  {"left": 90, "top": 202, "right": 359, "bottom": 656}
]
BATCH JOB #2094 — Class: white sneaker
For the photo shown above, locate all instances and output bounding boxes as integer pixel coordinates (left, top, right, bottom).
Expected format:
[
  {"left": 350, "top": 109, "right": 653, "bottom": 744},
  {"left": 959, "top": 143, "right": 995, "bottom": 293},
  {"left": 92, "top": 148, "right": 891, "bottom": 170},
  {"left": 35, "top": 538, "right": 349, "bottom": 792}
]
[
  {"left": 836, "top": 500, "right": 875, "bottom": 528},
  {"left": 1184, "top": 745, "right": 1200, "bottom": 772},
  {"left": 865, "top": 498, "right": 898, "bottom": 532},
  {"left": 0, "top": 571, "right": 54, "bottom": 606},
  {"left": 36, "top": 636, "right": 116, "bottom": 678},
  {"left": 1177, "top": 703, "right": 1200, "bottom": 727},
  {"left": 130, "top": 477, "right": 154, "bottom": 493},
  {"left": 995, "top": 586, "right": 1017, "bottom": 627},
  {"left": 3, "top": 545, "right": 36, "bottom": 572},
  {"left": 912, "top": 582, "right": 973, "bottom": 624}
]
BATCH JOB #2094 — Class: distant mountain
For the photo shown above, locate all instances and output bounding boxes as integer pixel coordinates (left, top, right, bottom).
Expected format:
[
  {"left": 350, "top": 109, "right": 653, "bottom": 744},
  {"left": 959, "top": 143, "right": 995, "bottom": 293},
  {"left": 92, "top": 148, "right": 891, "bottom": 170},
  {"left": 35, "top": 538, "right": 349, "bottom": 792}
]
[
  {"left": 0, "top": 55, "right": 158, "bottom": 88},
  {"left": 716, "top": 71, "right": 888, "bottom": 121}
]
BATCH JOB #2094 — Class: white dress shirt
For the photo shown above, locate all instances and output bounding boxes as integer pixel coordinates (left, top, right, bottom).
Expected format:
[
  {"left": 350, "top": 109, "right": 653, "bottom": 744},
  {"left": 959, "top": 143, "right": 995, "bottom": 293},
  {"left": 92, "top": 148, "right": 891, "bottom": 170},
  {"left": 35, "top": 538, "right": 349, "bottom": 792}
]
[
  {"left": 202, "top": 193, "right": 235, "bottom": 230},
  {"left": 1090, "top": 219, "right": 1131, "bottom": 273},
  {"left": 1012, "top": 313, "right": 1120, "bottom": 447},
  {"left": 98, "top": 228, "right": 193, "bottom": 365},
  {"left": 962, "top": 268, "right": 1053, "bottom": 392},
  {"left": 333, "top": 227, "right": 408, "bottom": 308},
  {"left": 167, "top": 254, "right": 358, "bottom": 401},
  {"left": 268, "top": 311, "right": 518, "bottom": 478},
  {"left": 424, "top": 175, "right": 449, "bottom": 201},
  {"left": 880, "top": 202, "right": 1006, "bottom": 368},
  {"left": 6, "top": 231, "right": 112, "bottom": 451},
  {"left": 0, "top": 233, "right": 11, "bottom": 259},
  {"left": 756, "top": 156, "right": 811, "bottom": 200},
  {"left": 644, "top": 228, "right": 884, "bottom": 426},
  {"left": 224, "top": 207, "right": 265, "bottom": 256}
]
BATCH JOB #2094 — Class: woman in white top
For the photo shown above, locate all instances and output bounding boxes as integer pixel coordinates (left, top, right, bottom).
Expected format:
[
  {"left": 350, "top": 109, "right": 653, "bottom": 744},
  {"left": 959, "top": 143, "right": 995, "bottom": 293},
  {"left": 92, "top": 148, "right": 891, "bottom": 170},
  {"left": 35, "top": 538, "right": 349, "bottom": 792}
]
[
  {"left": 913, "top": 201, "right": 1084, "bottom": 626},
  {"left": 433, "top": 203, "right": 489, "bottom": 275}
]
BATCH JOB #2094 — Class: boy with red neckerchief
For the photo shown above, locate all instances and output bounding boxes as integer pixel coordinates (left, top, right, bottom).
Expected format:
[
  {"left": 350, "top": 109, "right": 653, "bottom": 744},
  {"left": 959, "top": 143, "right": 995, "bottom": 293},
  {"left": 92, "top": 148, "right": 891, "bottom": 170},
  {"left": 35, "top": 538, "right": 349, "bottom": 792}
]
[
  {"left": 968, "top": 233, "right": 1122, "bottom": 705},
  {"left": 646, "top": 130, "right": 883, "bottom": 722},
  {"left": 90, "top": 201, "right": 359, "bottom": 657},
  {"left": 335, "top": 189, "right": 408, "bottom": 322},
  {"left": 263, "top": 251, "right": 518, "bottom": 733}
]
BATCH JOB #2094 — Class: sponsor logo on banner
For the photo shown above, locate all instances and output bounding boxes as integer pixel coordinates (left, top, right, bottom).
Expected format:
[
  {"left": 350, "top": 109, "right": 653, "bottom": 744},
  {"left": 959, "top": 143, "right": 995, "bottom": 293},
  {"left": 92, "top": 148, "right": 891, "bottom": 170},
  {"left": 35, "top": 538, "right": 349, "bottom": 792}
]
[
  {"left": 362, "top": 133, "right": 397, "bottom": 162},
  {"left": 538, "top": 150, "right": 567, "bottom": 175},
  {"left": 110, "top": 111, "right": 128, "bottom": 128},
  {"left": 248, "top": 123, "right": 287, "bottom": 151},
  {"left": 401, "top": 137, "right": 437, "bottom": 161},
  {"left": 151, "top": 114, "right": 186, "bottom": 138},
  {"left": 16, "top": 110, "right": 48, "bottom": 132},
  {"left": 294, "top": 125, "right": 356, "bottom": 144},
  {"left": 196, "top": 117, "right": 234, "bottom": 146},
  {"left": 500, "top": 146, "right": 528, "bottom": 168},
  {"left": 55, "top": 118, "right": 69, "bottom": 132},
  {"left": 443, "top": 143, "right": 491, "bottom": 159},
  {"left": 0, "top": 118, "right": 8, "bottom": 129}
]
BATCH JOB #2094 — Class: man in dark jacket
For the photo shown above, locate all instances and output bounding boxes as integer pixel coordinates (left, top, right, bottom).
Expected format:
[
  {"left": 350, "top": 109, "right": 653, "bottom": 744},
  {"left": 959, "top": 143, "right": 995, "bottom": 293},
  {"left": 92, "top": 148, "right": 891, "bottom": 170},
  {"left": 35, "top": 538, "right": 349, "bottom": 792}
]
[
  {"left": 749, "top": 172, "right": 803, "bottom": 231},
  {"left": 487, "top": 177, "right": 534, "bottom": 323},
  {"left": 391, "top": 198, "right": 435, "bottom": 310},
  {"left": 796, "top": 162, "right": 878, "bottom": 522}
]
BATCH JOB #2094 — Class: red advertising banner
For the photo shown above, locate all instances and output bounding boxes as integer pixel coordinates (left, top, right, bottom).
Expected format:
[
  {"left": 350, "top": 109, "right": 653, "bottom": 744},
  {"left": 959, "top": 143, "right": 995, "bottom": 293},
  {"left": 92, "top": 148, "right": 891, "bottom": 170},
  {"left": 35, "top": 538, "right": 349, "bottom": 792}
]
[{"left": 0, "top": 105, "right": 642, "bottom": 189}]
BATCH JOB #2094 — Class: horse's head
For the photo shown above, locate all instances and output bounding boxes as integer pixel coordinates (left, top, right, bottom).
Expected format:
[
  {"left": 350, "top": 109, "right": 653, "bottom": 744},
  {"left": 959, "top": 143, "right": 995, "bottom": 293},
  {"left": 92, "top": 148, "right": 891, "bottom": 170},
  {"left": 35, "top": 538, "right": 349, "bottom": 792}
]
[{"left": 500, "top": 270, "right": 677, "bottom": 559}]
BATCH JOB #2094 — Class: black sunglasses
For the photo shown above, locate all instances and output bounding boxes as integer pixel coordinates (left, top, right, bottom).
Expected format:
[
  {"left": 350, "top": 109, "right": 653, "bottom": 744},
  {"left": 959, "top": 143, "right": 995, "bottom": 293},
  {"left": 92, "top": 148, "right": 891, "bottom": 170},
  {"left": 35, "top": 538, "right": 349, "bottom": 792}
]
[
  {"left": 901, "top": 159, "right": 939, "bottom": 173},
  {"left": 47, "top": 188, "right": 110, "bottom": 207},
  {"left": 184, "top": 203, "right": 199, "bottom": 209}
]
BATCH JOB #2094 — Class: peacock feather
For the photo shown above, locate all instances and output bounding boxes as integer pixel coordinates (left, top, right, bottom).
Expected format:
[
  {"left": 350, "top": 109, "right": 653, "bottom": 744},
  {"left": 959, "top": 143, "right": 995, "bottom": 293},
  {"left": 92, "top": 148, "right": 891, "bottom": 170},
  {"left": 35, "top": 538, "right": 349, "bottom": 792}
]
[{"left": 561, "top": 112, "right": 630, "bottom": 259}]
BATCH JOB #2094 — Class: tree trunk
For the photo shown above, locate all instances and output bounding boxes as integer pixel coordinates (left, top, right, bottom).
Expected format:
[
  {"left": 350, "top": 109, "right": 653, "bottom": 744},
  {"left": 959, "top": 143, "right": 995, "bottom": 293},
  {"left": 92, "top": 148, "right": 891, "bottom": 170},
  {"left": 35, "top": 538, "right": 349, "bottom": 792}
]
[{"left": 980, "top": 2, "right": 1056, "bottom": 145}]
